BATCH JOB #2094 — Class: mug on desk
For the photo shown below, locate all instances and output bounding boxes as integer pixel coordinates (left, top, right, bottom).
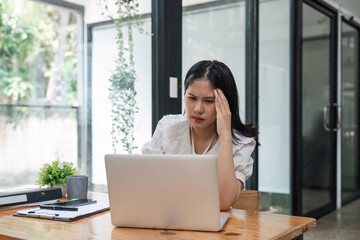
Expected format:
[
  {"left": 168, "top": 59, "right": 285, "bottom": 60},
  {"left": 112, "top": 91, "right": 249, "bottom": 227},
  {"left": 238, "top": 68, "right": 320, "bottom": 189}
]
[{"left": 66, "top": 175, "right": 88, "bottom": 199}]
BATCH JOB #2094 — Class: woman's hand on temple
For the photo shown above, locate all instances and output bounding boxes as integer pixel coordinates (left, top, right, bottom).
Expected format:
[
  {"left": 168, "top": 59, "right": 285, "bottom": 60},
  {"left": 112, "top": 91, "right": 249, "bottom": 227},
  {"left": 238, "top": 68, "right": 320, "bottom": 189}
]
[
  {"left": 214, "top": 89, "right": 232, "bottom": 140},
  {"left": 214, "top": 88, "right": 238, "bottom": 210}
]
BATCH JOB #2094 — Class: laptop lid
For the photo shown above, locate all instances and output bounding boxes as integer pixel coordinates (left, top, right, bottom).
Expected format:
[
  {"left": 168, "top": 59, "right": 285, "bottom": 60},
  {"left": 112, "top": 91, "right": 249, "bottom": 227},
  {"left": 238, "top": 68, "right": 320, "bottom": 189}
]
[{"left": 105, "top": 154, "right": 227, "bottom": 231}]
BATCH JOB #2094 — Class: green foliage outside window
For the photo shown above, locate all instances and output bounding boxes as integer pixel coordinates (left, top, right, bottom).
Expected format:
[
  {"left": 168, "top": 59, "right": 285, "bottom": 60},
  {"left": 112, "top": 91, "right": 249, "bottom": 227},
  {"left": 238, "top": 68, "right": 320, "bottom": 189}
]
[
  {"left": 101, "top": 0, "right": 147, "bottom": 154},
  {"left": 0, "top": 0, "right": 78, "bottom": 128},
  {"left": 0, "top": 1, "right": 37, "bottom": 103}
]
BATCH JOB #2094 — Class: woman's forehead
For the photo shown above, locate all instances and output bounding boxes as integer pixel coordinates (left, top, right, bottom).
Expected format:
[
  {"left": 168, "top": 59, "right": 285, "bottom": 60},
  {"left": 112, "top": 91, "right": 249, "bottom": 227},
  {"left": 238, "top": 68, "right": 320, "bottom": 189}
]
[
  {"left": 187, "top": 78, "right": 214, "bottom": 89},
  {"left": 185, "top": 79, "right": 215, "bottom": 96}
]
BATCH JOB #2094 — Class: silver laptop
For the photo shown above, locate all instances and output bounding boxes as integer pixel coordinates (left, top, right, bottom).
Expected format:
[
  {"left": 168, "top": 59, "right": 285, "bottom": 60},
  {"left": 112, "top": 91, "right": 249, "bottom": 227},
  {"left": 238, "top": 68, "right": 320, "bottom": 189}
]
[{"left": 105, "top": 154, "right": 229, "bottom": 231}]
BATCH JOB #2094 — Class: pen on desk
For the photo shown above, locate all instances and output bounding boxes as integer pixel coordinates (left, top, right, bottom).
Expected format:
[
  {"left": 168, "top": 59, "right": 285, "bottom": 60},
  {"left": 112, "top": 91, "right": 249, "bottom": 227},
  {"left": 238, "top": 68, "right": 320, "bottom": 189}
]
[
  {"left": 26, "top": 210, "right": 60, "bottom": 219},
  {"left": 26, "top": 213, "right": 56, "bottom": 219},
  {"left": 39, "top": 205, "right": 78, "bottom": 211}
]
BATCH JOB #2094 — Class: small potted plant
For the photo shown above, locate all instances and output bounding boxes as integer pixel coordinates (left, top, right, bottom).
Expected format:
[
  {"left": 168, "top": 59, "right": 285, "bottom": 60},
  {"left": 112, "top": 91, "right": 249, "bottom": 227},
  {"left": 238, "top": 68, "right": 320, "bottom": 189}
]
[{"left": 36, "top": 160, "right": 78, "bottom": 197}]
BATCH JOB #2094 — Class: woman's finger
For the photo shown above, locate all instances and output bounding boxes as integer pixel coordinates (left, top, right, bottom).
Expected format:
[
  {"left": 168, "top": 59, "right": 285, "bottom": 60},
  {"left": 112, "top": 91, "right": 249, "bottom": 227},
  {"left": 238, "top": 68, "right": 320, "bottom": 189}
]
[
  {"left": 216, "top": 89, "right": 230, "bottom": 112},
  {"left": 215, "top": 89, "right": 230, "bottom": 114},
  {"left": 215, "top": 89, "right": 226, "bottom": 114},
  {"left": 214, "top": 89, "right": 232, "bottom": 138},
  {"left": 214, "top": 89, "right": 224, "bottom": 114}
]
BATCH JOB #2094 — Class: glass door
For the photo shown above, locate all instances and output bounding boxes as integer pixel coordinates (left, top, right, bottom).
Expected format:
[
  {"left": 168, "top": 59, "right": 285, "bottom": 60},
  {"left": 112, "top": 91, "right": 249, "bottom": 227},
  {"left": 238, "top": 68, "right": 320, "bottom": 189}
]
[
  {"left": 341, "top": 21, "right": 360, "bottom": 203},
  {"left": 301, "top": 1, "right": 337, "bottom": 217}
]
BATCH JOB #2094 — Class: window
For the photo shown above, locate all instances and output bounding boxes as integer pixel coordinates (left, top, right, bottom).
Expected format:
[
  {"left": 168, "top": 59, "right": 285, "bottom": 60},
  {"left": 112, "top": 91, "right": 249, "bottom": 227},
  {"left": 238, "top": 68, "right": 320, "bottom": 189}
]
[
  {"left": 258, "top": 0, "right": 291, "bottom": 213},
  {"left": 182, "top": 0, "right": 246, "bottom": 119},
  {"left": 0, "top": 0, "right": 83, "bottom": 190},
  {"left": 89, "top": 17, "right": 152, "bottom": 191}
]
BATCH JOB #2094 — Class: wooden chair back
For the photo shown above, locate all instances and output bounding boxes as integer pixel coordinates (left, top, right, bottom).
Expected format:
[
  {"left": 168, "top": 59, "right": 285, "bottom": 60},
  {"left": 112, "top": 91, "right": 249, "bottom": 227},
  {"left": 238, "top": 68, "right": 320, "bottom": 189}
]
[{"left": 232, "top": 190, "right": 261, "bottom": 211}]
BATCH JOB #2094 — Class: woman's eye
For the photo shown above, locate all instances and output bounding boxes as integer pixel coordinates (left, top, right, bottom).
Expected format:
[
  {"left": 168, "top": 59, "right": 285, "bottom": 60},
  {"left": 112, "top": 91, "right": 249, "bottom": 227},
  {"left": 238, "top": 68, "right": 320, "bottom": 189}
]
[
  {"left": 205, "top": 100, "right": 214, "bottom": 104},
  {"left": 189, "top": 96, "right": 196, "bottom": 101}
]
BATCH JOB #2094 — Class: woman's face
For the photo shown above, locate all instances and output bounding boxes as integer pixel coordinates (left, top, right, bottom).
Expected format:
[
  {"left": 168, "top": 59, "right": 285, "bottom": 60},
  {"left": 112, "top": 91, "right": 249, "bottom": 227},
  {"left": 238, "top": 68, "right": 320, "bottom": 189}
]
[{"left": 184, "top": 78, "right": 217, "bottom": 131}]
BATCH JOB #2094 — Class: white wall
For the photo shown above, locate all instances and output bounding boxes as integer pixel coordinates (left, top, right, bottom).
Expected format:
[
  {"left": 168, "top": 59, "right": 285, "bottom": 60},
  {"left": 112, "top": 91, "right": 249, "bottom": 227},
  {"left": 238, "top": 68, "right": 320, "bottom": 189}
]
[
  {"left": 71, "top": 0, "right": 224, "bottom": 24},
  {"left": 80, "top": 0, "right": 151, "bottom": 24},
  {"left": 91, "top": 20, "right": 152, "bottom": 185},
  {"left": 258, "top": 0, "right": 291, "bottom": 194},
  {"left": 182, "top": 1, "right": 246, "bottom": 119}
]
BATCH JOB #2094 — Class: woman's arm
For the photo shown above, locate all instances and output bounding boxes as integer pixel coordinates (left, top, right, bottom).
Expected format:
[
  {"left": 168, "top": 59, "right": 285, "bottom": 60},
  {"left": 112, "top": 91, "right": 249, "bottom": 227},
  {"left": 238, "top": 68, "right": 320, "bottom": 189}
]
[
  {"left": 217, "top": 136, "right": 242, "bottom": 210},
  {"left": 214, "top": 89, "right": 241, "bottom": 210}
]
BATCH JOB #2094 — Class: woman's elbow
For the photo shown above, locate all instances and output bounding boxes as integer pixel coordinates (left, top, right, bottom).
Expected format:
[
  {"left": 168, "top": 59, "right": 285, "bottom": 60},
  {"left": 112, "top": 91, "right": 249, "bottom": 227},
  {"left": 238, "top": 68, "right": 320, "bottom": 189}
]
[
  {"left": 220, "top": 197, "right": 235, "bottom": 211},
  {"left": 220, "top": 203, "right": 231, "bottom": 211}
]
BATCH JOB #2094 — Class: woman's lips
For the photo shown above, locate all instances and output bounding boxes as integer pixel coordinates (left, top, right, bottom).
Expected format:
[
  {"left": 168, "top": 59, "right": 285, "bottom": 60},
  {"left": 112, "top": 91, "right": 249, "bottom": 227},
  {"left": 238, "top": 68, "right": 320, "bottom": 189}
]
[{"left": 192, "top": 116, "right": 204, "bottom": 122}]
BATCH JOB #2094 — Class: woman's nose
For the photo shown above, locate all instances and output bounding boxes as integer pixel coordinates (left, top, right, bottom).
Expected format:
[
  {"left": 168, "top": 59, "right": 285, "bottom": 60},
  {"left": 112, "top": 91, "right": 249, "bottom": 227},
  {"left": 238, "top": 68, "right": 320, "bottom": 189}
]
[{"left": 194, "top": 102, "right": 203, "bottom": 114}]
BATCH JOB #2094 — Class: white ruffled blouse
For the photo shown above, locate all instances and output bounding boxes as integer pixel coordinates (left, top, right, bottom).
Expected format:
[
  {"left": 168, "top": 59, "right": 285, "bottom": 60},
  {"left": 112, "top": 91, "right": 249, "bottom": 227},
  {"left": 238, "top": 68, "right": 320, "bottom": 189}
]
[{"left": 141, "top": 114, "right": 256, "bottom": 186}]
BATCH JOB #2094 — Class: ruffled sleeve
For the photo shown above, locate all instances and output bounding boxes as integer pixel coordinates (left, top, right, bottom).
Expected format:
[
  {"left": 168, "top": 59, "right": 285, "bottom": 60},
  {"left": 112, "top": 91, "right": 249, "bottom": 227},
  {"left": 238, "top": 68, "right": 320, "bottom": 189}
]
[
  {"left": 233, "top": 137, "right": 256, "bottom": 189},
  {"left": 141, "top": 118, "right": 165, "bottom": 154},
  {"left": 141, "top": 114, "right": 190, "bottom": 154}
]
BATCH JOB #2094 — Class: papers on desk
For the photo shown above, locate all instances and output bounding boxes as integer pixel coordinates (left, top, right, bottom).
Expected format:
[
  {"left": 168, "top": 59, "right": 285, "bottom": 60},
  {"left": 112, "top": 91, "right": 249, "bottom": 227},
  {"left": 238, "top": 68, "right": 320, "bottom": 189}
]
[{"left": 14, "top": 201, "right": 109, "bottom": 221}]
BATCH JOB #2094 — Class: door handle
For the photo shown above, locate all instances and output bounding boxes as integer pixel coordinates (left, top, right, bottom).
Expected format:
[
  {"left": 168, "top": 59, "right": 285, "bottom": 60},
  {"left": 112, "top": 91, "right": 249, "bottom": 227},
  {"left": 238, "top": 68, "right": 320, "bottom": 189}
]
[
  {"left": 323, "top": 103, "right": 340, "bottom": 132},
  {"left": 334, "top": 103, "right": 341, "bottom": 131},
  {"left": 323, "top": 105, "right": 331, "bottom": 131}
]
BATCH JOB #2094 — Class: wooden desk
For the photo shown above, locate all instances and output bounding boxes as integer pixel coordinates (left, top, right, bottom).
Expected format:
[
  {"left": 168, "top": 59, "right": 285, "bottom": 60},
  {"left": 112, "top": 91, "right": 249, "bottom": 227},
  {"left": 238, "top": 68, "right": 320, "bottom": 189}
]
[{"left": 0, "top": 192, "right": 316, "bottom": 240}]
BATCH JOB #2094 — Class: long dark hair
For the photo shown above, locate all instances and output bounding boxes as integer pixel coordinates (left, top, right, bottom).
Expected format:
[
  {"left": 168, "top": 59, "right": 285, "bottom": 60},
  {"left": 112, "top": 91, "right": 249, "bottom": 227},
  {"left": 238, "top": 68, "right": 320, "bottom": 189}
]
[{"left": 184, "top": 60, "right": 258, "bottom": 142}]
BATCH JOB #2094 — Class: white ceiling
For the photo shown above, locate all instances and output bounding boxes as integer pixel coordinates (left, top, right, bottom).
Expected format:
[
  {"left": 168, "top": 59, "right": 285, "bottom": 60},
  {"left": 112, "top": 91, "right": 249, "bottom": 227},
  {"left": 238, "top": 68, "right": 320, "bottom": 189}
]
[
  {"left": 324, "top": 0, "right": 360, "bottom": 21},
  {"left": 64, "top": 0, "right": 360, "bottom": 18},
  {"left": 333, "top": 0, "right": 360, "bottom": 17}
]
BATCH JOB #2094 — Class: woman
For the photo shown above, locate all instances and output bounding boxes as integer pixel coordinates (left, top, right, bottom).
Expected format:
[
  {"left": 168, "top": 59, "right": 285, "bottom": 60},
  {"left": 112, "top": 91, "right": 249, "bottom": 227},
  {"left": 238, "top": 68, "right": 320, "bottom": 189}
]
[{"left": 142, "top": 60, "right": 258, "bottom": 210}]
